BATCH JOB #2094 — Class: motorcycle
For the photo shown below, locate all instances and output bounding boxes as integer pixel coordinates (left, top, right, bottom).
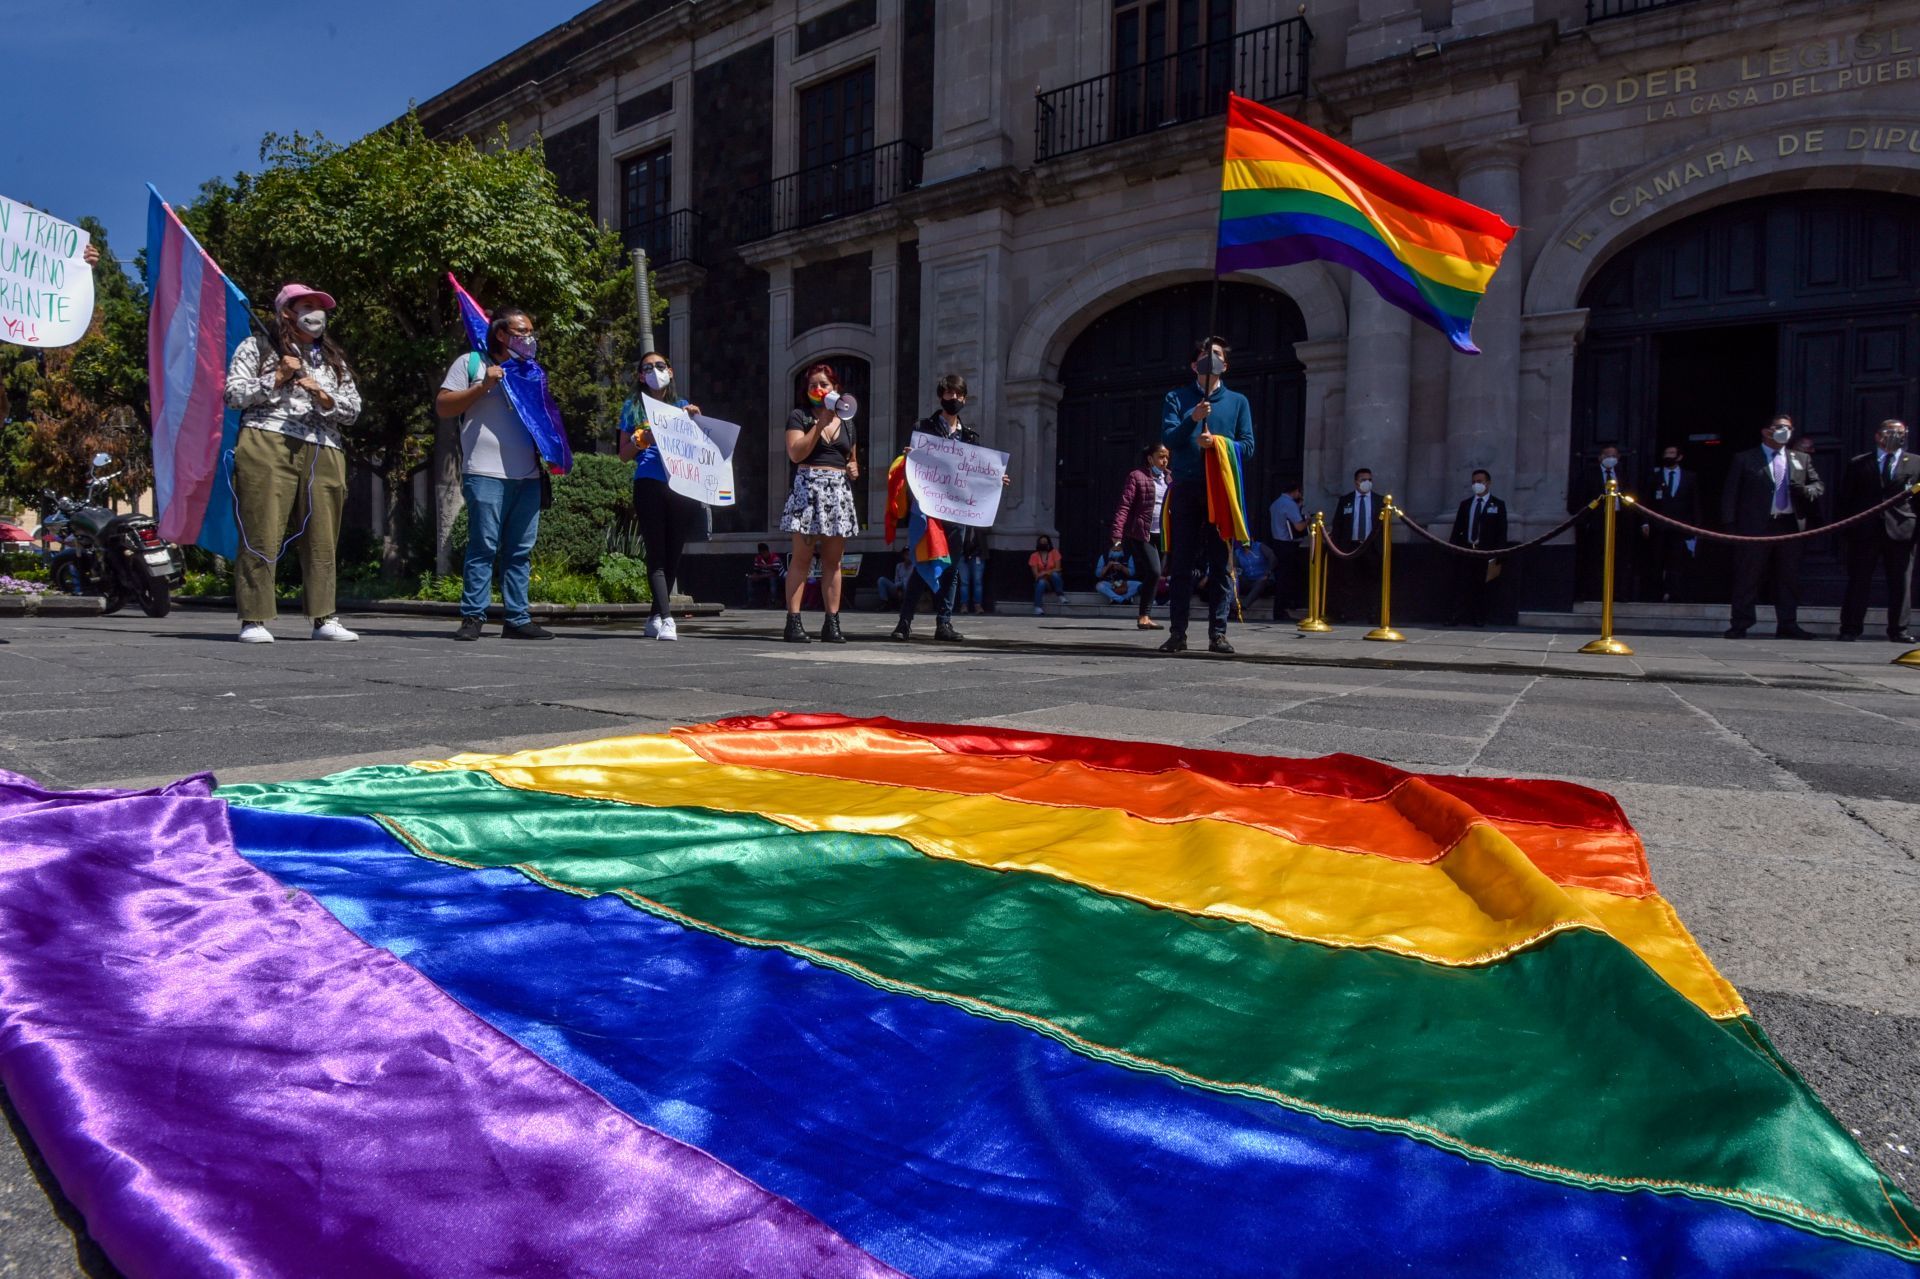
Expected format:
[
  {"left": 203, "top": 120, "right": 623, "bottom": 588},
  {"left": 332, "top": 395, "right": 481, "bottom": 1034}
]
[{"left": 37, "top": 452, "right": 184, "bottom": 618}]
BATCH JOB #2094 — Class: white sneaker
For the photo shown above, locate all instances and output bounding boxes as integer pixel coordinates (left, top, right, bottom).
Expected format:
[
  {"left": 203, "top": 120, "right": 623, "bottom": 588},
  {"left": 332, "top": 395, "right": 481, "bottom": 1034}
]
[
  {"left": 1033, "top": 605, "right": 1045, "bottom": 616},
  {"left": 644, "top": 616, "right": 661, "bottom": 639},
  {"left": 238, "top": 623, "right": 274, "bottom": 644},
  {"left": 311, "top": 619, "right": 359, "bottom": 642},
  {"left": 657, "top": 615, "right": 678, "bottom": 641}
]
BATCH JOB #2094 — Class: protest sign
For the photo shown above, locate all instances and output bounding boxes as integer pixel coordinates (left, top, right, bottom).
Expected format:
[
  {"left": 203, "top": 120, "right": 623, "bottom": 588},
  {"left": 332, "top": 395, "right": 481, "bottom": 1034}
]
[
  {"left": 640, "top": 398, "right": 739, "bottom": 506},
  {"left": 905, "top": 431, "right": 1008, "bottom": 528},
  {"left": 0, "top": 193, "right": 93, "bottom": 348}
]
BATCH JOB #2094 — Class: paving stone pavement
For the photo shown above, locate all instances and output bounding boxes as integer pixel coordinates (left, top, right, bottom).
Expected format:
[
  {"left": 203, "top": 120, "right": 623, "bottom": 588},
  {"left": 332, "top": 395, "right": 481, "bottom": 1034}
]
[{"left": 2, "top": 607, "right": 1916, "bottom": 1274}]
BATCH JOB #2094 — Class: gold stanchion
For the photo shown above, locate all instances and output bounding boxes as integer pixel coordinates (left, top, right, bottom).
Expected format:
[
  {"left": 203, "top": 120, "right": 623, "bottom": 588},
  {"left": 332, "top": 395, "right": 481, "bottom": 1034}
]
[
  {"left": 1578, "top": 478, "right": 1633, "bottom": 656},
  {"left": 1298, "top": 514, "right": 1331, "bottom": 633},
  {"left": 1363, "top": 495, "right": 1404, "bottom": 643},
  {"left": 1895, "top": 644, "right": 1920, "bottom": 667}
]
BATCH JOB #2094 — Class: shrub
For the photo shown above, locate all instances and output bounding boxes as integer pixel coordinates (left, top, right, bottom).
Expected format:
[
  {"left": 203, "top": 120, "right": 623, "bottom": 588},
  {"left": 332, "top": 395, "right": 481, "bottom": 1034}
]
[
  {"left": 533, "top": 454, "right": 633, "bottom": 572},
  {"left": 413, "top": 573, "right": 465, "bottom": 603},
  {"left": 595, "top": 551, "right": 651, "bottom": 604},
  {"left": 527, "top": 567, "right": 605, "bottom": 605}
]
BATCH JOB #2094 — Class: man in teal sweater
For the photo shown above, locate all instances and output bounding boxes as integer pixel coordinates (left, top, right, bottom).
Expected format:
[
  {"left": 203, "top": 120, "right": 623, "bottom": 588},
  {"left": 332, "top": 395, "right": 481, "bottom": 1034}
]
[{"left": 1158, "top": 336, "right": 1255, "bottom": 654}]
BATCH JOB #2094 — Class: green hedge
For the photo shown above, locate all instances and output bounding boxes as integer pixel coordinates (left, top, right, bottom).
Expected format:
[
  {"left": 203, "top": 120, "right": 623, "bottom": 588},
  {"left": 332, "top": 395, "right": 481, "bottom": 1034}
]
[{"left": 449, "top": 453, "right": 637, "bottom": 574}]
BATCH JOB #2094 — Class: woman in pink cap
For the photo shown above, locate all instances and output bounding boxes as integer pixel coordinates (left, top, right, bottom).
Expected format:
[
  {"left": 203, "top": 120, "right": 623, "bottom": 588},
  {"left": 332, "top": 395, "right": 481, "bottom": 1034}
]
[{"left": 222, "top": 283, "right": 362, "bottom": 642}]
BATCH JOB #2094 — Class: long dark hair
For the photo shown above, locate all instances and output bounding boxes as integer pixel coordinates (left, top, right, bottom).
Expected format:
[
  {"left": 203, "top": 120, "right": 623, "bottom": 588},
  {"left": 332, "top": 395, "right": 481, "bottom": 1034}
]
[{"left": 271, "top": 307, "right": 354, "bottom": 382}]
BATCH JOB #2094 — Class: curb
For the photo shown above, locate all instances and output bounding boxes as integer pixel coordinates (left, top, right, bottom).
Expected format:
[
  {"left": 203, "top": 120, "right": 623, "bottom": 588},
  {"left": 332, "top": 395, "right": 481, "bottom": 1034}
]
[
  {"left": 0, "top": 595, "right": 106, "bottom": 618},
  {"left": 174, "top": 596, "right": 725, "bottom": 621}
]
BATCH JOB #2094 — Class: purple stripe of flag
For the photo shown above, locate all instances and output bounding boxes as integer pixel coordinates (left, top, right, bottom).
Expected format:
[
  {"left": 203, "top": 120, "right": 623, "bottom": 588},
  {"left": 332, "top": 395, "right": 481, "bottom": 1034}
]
[{"left": 0, "top": 771, "right": 902, "bottom": 1279}]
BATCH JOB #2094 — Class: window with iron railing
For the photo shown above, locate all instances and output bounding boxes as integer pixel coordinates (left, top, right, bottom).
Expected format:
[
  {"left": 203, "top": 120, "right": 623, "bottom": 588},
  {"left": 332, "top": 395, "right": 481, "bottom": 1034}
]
[
  {"left": 1036, "top": 15, "right": 1311, "bottom": 163},
  {"left": 1586, "top": 0, "right": 1703, "bottom": 21},
  {"left": 736, "top": 141, "right": 923, "bottom": 242},
  {"left": 621, "top": 209, "right": 704, "bottom": 267}
]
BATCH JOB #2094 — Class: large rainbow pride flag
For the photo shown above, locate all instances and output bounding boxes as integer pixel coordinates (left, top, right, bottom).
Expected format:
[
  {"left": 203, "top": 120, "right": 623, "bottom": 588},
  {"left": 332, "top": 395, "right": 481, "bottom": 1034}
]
[
  {"left": 1, "top": 716, "right": 1915, "bottom": 1276},
  {"left": 1216, "top": 95, "right": 1516, "bottom": 354}
]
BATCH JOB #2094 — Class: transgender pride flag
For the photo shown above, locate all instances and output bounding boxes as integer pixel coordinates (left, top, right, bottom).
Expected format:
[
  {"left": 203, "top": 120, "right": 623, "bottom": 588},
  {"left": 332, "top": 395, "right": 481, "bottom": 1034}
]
[{"left": 146, "top": 185, "right": 251, "bottom": 557}]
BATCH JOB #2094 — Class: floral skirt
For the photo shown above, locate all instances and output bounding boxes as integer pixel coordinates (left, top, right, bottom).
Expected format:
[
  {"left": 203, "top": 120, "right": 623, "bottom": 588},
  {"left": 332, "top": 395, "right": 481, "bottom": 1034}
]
[{"left": 780, "top": 467, "right": 858, "bottom": 539}]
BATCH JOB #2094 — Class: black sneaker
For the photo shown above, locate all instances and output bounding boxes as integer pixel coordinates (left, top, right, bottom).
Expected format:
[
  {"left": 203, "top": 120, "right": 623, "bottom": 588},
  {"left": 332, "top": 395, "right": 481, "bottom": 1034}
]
[
  {"left": 889, "top": 625, "right": 911, "bottom": 642},
  {"left": 784, "top": 613, "right": 811, "bottom": 644},
  {"left": 1209, "top": 635, "right": 1236, "bottom": 655},
  {"left": 503, "top": 621, "right": 554, "bottom": 640},
  {"left": 934, "top": 621, "right": 964, "bottom": 643},
  {"left": 1158, "top": 635, "right": 1188, "bottom": 654},
  {"left": 454, "top": 616, "right": 484, "bottom": 642}
]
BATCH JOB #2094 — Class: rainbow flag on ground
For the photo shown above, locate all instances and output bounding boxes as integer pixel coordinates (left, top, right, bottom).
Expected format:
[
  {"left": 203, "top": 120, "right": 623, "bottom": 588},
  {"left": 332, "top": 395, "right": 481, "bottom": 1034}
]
[
  {"left": 146, "top": 185, "right": 251, "bottom": 556},
  {"left": 1, "top": 717, "right": 1915, "bottom": 1277},
  {"left": 1216, "top": 94, "right": 1516, "bottom": 354}
]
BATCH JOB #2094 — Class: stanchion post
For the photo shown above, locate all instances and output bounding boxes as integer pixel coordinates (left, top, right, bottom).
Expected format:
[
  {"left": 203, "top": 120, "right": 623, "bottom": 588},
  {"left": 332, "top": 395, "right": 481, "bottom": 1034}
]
[
  {"left": 1579, "top": 477, "right": 1634, "bottom": 656},
  {"left": 1299, "top": 514, "right": 1332, "bottom": 633},
  {"left": 1363, "top": 496, "right": 1405, "bottom": 643}
]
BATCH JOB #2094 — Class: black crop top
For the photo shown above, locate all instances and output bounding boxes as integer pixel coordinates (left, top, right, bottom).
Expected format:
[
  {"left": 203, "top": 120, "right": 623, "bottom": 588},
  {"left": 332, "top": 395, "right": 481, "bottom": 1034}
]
[{"left": 786, "top": 408, "right": 855, "bottom": 469}]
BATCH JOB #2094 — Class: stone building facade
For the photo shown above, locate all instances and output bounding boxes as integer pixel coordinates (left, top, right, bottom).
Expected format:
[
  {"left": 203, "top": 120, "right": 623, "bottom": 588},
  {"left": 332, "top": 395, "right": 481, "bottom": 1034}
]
[{"left": 417, "top": 0, "right": 1920, "bottom": 611}]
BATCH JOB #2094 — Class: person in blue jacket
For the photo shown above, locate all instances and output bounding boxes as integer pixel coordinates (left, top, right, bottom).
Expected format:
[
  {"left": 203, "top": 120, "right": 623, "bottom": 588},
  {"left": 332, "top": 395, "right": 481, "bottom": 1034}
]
[
  {"left": 1158, "top": 336, "right": 1255, "bottom": 655},
  {"left": 619, "top": 352, "right": 703, "bottom": 642}
]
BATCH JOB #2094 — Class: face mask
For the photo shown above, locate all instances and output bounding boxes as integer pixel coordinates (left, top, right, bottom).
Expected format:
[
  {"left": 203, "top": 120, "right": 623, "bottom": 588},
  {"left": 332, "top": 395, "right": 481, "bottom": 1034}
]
[
  {"left": 940, "top": 398, "right": 963, "bottom": 417},
  {"left": 1662, "top": 456, "right": 1679, "bottom": 467},
  {"left": 642, "top": 366, "right": 670, "bottom": 392},
  {"left": 1600, "top": 457, "right": 1617, "bottom": 470},
  {"left": 1196, "top": 354, "right": 1225, "bottom": 377},
  {"left": 1767, "top": 427, "right": 1790, "bottom": 445},
  {"left": 1356, "top": 479, "right": 1373, "bottom": 494},
  {"left": 1470, "top": 481, "right": 1487, "bottom": 496},
  {"left": 509, "top": 334, "right": 538, "bottom": 360},
  {"left": 1882, "top": 436, "right": 1906, "bottom": 451},
  {"left": 295, "top": 309, "right": 327, "bottom": 337}
]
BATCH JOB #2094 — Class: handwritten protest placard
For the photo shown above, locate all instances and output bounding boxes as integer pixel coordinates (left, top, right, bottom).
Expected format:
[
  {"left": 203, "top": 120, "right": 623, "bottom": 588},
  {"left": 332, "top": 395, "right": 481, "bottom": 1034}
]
[
  {"left": 0, "top": 193, "right": 93, "bottom": 348},
  {"left": 905, "top": 431, "right": 1008, "bottom": 528},
  {"left": 640, "top": 398, "right": 739, "bottom": 506}
]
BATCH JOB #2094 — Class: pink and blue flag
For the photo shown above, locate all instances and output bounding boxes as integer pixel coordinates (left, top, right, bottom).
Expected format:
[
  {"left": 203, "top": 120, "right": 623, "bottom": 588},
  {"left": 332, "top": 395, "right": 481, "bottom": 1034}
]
[
  {"left": 146, "top": 186, "right": 251, "bottom": 557},
  {"left": 449, "top": 274, "right": 573, "bottom": 475}
]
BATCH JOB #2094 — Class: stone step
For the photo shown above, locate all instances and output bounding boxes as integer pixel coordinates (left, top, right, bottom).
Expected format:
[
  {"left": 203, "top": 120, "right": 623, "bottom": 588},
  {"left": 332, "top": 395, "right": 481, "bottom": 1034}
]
[{"left": 1518, "top": 602, "right": 1846, "bottom": 635}]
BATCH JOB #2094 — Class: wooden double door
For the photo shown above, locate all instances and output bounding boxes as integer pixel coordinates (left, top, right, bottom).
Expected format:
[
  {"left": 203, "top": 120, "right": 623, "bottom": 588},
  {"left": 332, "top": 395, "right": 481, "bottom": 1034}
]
[{"left": 1573, "top": 191, "right": 1920, "bottom": 603}]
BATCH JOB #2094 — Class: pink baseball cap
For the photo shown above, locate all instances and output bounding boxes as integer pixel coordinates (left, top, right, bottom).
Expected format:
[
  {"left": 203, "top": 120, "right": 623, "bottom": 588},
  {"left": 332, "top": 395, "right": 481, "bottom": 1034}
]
[{"left": 273, "top": 283, "right": 336, "bottom": 313}]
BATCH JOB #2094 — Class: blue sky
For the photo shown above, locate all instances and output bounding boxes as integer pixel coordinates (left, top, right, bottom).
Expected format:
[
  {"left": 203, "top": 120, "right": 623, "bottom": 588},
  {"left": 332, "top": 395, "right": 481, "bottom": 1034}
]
[{"left": 8, "top": 0, "right": 582, "bottom": 263}]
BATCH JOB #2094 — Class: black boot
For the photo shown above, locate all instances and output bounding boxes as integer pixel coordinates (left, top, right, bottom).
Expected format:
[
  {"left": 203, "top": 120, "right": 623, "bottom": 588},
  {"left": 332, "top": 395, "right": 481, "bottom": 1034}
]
[
  {"left": 784, "top": 613, "right": 810, "bottom": 644},
  {"left": 889, "top": 621, "right": 912, "bottom": 641},
  {"left": 820, "top": 612, "right": 847, "bottom": 644},
  {"left": 934, "top": 619, "right": 964, "bottom": 643}
]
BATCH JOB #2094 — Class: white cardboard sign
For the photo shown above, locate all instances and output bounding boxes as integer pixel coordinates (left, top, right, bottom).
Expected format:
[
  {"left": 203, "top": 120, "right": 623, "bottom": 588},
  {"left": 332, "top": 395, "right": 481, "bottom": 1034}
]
[
  {"left": 0, "top": 194, "right": 93, "bottom": 348},
  {"left": 641, "top": 398, "right": 739, "bottom": 506},
  {"left": 904, "top": 431, "right": 1008, "bottom": 529}
]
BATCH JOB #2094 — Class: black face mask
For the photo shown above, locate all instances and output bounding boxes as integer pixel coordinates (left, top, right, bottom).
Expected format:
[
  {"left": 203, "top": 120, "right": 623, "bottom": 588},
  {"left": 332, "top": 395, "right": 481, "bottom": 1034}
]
[
  {"left": 1662, "top": 456, "right": 1679, "bottom": 466},
  {"left": 940, "top": 398, "right": 963, "bottom": 417}
]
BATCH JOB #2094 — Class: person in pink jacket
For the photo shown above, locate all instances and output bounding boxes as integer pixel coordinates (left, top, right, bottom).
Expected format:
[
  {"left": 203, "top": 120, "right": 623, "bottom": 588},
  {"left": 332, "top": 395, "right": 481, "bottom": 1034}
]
[{"left": 1108, "top": 444, "right": 1170, "bottom": 629}]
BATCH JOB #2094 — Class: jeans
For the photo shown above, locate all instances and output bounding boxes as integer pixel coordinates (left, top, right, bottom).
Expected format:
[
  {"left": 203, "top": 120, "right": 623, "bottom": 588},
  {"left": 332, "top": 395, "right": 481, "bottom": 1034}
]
[
  {"left": 899, "top": 561, "right": 962, "bottom": 626},
  {"left": 1033, "top": 573, "right": 1064, "bottom": 607},
  {"left": 461, "top": 474, "right": 543, "bottom": 627},
  {"left": 1096, "top": 579, "right": 1140, "bottom": 604},
  {"left": 1165, "top": 484, "right": 1231, "bottom": 639},
  {"left": 955, "top": 555, "right": 986, "bottom": 610}
]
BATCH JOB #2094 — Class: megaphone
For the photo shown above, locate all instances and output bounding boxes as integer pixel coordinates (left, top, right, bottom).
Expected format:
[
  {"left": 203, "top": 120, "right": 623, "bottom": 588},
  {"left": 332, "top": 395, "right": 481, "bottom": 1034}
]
[{"left": 832, "top": 392, "right": 858, "bottom": 422}]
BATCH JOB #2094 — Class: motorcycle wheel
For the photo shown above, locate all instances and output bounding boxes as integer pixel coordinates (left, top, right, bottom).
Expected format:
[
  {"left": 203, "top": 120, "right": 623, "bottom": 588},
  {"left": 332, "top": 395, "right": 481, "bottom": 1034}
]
[
  {"left": 101, "top": 589, "right": 126, "bottom": 616},
  {"left": 136, "top": 573, "right": 171, "bottom": 618},
  {"left": 47, "top": 552, "right": 86, "bottom": 597}
]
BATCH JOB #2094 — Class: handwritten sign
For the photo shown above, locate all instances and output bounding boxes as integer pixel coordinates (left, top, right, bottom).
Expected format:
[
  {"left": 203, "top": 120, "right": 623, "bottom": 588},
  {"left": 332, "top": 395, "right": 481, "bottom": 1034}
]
[
  {"left": 640, "top": 398, "right": 739, "bottom": 506},
  {"left": 904, "top": 431, "right": 1008, "bottom": 528},
  {"left": 0, "top": 193, "right": 93, "bottom": 348}
]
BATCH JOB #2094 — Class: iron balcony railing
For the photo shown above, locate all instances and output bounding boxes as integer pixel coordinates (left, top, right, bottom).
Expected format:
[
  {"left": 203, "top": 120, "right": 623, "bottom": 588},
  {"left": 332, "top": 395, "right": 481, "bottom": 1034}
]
[
  {"left": 1035, "top": 16, "right": 1312, "bottom": 164},
  {"left": 622, "top": 209, "right": 704, "bottom": 268},
  {"left": 1586, "top": 0, "right": 1703, "bottom": 20},
  {"left": 737, "top": 140, "right": 924, "bottom": 243}
]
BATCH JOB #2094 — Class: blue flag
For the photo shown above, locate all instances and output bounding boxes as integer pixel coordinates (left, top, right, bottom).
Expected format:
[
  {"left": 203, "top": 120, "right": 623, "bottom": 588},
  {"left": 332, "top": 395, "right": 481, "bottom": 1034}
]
[{"left": 447, "top": 274, "right": 572, "bottom": 475}]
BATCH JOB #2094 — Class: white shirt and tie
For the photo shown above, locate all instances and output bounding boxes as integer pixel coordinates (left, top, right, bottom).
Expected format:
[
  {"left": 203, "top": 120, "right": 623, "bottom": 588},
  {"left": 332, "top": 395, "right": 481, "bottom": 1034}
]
[
  {"left": 1879, "top": 448, "right": 1906, "bottom": 486},
  {"left": 1466, "top": 495, "right": 1487, "bottom": 544},
  {"left": 1351, "top": 492, "right": 1373, "bottom": 543},
  {"left": 1764, "top": 446, "right": 1792, "bottom": 516},
  {"left": 1660, "top": 465, "right": 1681, "bottom": 497}
]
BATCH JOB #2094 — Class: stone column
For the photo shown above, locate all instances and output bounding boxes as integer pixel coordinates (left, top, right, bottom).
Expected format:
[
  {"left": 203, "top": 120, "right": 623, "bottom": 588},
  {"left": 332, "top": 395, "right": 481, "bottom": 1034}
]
[
  {"left": 1342, "top": 284, "right": 1412, "bottom": 502},
  {"left": 764, "top": 263, "right": 796, "bottom": 532},
  {"left": 1444, "top": 136, "right": 1526, "bottom": 506},
  {"left": 867, "top": 242, "right": 900, "bottom": 519},
  {"left": 1515, "top": 309, "right": 1589, "bottom": 540},
  {"left": 1002, "top": 377, "right": 1064, "bottom": 540},
  {"left": 1293, "top": 337, "right": 1349, "bottom": 518}
]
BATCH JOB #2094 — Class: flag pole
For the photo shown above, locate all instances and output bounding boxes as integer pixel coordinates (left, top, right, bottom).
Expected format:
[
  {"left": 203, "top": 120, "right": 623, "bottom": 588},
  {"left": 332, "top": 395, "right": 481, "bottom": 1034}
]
[{"left": 1205, "top": 96, "right": 1233, "bottom": 346}]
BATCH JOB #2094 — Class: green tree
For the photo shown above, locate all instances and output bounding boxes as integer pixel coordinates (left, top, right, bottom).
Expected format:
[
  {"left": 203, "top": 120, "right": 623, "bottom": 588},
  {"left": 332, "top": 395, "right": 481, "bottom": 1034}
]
[{"left": 204, "top": 114, "right": 640, "bottom": 568}]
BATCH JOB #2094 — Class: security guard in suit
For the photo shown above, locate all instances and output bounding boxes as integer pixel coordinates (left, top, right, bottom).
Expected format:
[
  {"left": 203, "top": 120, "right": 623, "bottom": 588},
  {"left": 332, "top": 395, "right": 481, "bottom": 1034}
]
[
  {"left": 1639, "top": 445, "right": 1701, "bottom": 602},
  {"left": 1330, "top": 467, "right": 1381, "bottom": 623},
  {"left": 1721, "top": 415, "right": 1824, "bottom": 639},
  {"left": 1838, "top": 418, "right": 1919, "bottom": 643},
  {"left": 1446, "top": 470, "right": 1507, "bottom": 627}
]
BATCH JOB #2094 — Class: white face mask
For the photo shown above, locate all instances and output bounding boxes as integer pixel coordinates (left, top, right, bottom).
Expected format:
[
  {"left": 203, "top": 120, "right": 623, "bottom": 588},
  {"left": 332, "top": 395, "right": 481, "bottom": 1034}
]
[
  {"left": 642, "top": 366, "right": 671, "bottom": 392},
  {"left": 1356, "top": 479, "right": 1374, "bottom": 494},
  {"left": 1769, "top": 427, "right": 1792, "bottom": 446},
  {"left": 1600, "top": 457, "right": 1617, "bottom": 470},
  {"left": 1470, "top": 481, "right": 1487, "bottom": 496},
  {"left": 295, "top": 309, "right": 328, "bottom": 337}
]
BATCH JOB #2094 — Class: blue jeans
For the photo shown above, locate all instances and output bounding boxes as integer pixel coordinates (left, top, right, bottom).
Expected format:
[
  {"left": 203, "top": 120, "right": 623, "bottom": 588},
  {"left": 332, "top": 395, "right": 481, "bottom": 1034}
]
[
  {"left": 462, "top": 475, "right": 542, "bottom": 626},
  {"left": 955, "top": 556, "right": 986, "bottom": 610},
  {"left": 1033, "top": 573, "right": 1064, "bottom": 607}
]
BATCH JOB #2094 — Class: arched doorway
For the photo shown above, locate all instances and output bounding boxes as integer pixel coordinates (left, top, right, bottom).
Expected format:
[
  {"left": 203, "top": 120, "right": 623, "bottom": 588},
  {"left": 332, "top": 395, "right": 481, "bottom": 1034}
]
[
  {"left": 1572, "top": 190, "right": 1920, "bottom": 602},
  {"left": 1055, "top": 281, "right": 1305, "bottom": 573}
]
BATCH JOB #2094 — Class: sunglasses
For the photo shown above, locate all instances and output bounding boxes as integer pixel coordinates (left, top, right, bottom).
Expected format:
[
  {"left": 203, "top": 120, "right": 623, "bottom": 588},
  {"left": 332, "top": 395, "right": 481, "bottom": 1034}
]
[{"left": 642, "top": 362, "right": 670, "bottom": 372}]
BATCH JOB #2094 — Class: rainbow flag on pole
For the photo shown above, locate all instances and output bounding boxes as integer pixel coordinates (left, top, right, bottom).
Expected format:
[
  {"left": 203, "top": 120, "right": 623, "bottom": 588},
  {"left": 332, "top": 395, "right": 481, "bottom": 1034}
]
[
  {"left": 146, "top": 185, "right": 251, "bottom": 556},
  {"left": 1, "top": 717, "right": 1916, "bottom": 1276},
  {"left": 1215, "top": 94, "right": 1516, "bottom": 354}
]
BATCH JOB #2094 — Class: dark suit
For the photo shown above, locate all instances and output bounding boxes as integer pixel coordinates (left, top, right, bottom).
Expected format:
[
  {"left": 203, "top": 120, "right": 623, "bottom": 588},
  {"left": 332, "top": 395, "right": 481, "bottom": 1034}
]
[
  {"left": 1574, "top": 465, "right": 1631, "bottom": 601},
  {"left": 1839, "top": 449, "right": 1919, "bottom": 637},
  {"left": 1721, "top": 445, "right": 1824, "bottom": 633},
  {"left": 1447, "top": 493, "right": 1508, "bottom": 625},
  {"left": 1639, "top": 465, "right": 1701, "bottom": 602},
  {"left": 1330, "top": 489, "right": 1382, "bottom": 623}
]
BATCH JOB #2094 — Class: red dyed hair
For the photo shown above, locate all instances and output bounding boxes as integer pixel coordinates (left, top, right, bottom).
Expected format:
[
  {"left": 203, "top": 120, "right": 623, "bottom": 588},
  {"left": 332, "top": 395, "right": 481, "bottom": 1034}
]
[{"left": 800, "top": 362, "right": 842, "bottom": 399}]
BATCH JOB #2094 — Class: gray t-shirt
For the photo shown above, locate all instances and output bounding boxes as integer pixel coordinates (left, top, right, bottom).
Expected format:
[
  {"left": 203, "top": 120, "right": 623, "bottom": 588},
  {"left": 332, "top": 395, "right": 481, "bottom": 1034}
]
[{"left": 442, "top": 354, "right": 539, "bottom": 480}]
